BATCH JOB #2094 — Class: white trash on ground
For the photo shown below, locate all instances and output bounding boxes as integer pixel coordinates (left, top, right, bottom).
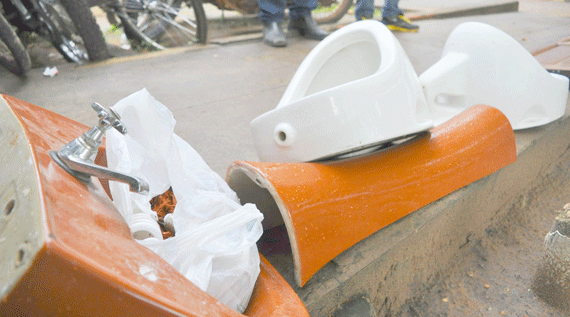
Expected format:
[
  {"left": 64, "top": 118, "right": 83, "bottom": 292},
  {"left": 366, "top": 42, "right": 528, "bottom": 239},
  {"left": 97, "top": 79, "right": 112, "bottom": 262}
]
[
  {"left": 105, "top": 88, "right": 264, "bottom": 313},
  {"left": 43, "top": 66, "right": 58, "bottom": 77}
]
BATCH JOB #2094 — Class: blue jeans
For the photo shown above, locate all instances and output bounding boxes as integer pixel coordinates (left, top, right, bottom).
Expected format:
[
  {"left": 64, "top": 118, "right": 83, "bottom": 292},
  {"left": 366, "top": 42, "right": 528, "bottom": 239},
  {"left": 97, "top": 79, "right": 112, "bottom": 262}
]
[
  {"left": 355, "top": 0, "right": 402, "bottom": 20},
  {"left": 258, "top": 0, "right": 318, "bottom": 24}
]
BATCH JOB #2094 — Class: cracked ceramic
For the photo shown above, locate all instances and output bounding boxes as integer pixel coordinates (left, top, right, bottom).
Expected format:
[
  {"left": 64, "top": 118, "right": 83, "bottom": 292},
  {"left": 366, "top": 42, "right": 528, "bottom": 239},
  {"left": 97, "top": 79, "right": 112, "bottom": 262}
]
[
  {"left": 228, "top": 105, "right": 517, "bottom": 287},
  {"left": 420, "top": 22, "right": 569, "bottom": 130},
  {"left": 250, "top": 20, "right": 433, "bottom": 163},
  {"left": 0, "top": 94, "right": 308, "bottom": 317}
]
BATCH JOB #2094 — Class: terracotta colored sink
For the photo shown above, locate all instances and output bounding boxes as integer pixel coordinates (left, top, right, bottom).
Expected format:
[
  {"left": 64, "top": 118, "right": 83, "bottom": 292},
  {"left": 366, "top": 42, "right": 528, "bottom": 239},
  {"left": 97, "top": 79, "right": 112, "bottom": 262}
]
[
  {"left": 0, "top": 94, "right": 308, "bottom": 317},
  {"left": 227, "top": 104, "right": 517, "bottom": 287}
]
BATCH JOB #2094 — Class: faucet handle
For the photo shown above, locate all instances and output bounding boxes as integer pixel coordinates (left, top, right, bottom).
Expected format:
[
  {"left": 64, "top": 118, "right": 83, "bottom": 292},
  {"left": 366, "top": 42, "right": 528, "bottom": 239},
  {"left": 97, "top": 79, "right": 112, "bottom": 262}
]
[
  {"left": 92, "top": 102, "right": 127, "bottom": 135},
  {"left": 49, "top": 101, "right": 149, "bottom": 194}
]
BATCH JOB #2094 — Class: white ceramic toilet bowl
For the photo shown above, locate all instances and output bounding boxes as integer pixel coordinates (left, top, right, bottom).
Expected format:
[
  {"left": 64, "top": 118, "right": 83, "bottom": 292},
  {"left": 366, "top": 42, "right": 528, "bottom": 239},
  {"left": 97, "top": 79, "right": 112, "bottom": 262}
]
[
  {"left": 419, "top": 22, "right": 569, "bottom": 130},
  {"left": 250, "top": 20, "right": 433, "bottom": 163}
]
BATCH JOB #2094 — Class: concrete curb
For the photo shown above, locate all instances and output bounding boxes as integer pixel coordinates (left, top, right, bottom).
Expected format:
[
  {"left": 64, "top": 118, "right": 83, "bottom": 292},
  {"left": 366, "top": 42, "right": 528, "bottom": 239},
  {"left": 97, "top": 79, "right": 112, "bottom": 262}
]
[
  {"left": 206, "top": 1, "right": 520, "bottom": 44},
  {"left": 206, "top": 0, "right": 520, "bottom": 28},
  {"left": 408, "top": 1, "right": 519, "bottom": 20}
]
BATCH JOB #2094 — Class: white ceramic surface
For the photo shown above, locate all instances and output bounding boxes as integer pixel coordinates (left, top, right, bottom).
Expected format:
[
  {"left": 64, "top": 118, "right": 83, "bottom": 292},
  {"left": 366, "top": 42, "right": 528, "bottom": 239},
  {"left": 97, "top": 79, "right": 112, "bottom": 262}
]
[
  {"left": 420, "top": 22, "right": 569, "bottom": 130},
  {"left": 250, "top": 20, "right": 433, "bottom": 163}
]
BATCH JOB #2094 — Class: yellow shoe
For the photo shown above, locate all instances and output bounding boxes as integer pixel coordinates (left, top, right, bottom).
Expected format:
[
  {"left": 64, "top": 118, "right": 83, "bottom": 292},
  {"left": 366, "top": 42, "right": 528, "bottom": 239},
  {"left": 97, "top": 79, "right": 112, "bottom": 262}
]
[{"left": 381, "top": 15, "right": 419, "bottom": 32}]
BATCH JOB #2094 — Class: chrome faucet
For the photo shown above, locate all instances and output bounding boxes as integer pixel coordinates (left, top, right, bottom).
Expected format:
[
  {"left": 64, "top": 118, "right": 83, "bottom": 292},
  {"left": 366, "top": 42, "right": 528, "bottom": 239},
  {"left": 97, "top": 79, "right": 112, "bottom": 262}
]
[{"left": 50, "top": 102, "right": 149, "bottom": 195}]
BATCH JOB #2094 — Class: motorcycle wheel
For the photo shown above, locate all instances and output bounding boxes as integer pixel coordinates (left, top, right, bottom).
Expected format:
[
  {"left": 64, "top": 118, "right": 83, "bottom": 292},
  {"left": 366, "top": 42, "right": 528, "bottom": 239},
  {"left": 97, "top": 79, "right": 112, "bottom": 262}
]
[
  {"left": 0, "top": 13, "right": 31, "bottom": 76},
  {"left": 36, "top": 0, "right": 110, "bottom": 63},
  {"left": 313, "top": 0, "right": 352, "bottom": 24},
  {"left": 114, "top": 0, "right": 207, "bottom": 50}
]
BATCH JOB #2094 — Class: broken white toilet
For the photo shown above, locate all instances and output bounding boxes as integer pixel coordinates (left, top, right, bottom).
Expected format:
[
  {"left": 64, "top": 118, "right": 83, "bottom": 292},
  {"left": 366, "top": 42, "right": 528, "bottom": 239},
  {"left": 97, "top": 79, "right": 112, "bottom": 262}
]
[
  {"left": 250, "top": 20, "right": 433, "bottom": 163},
  {"left": 251, "top": 21, "right": 569, "bottom": 163},
  {"left": 420, "top": 22, "right": 569, "bottom": 130}
]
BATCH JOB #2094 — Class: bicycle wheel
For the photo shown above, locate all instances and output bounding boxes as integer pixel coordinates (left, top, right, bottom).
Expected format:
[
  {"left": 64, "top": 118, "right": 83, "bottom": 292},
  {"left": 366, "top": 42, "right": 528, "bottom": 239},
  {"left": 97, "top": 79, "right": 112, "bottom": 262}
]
[
  {"left": 313, "top": 0, "right": 352, "bottom": 24},
  {"left": 114, "top": 0, "right": 207, "bottom": 50},
  {"left": 35, "top": 0, "right": 110, "bottom": 63},
  {"left": 0, "top": 13, "right": 31, "bottom": 76}
]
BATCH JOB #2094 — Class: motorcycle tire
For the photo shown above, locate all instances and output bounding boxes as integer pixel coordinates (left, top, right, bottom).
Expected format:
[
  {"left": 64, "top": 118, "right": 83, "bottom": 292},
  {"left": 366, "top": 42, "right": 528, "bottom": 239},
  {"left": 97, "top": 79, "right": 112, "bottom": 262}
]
[
  {"left": 114, "top": 0, "right": 207, "bottom": 50},
  {"left": 313, "top": 0, "right": 352, "bottom": 25},
  {"left": 37, "top": 0, "right": 110, "bottom": 63},
  {"left": 0, "top": 12, "right": 31, "bottom": 76}
]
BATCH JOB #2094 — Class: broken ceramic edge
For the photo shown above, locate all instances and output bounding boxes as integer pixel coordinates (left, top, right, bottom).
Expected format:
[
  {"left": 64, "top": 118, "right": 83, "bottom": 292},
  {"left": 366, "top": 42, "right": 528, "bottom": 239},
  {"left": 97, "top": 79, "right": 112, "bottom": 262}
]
[
  {"left": 420, "top": 22, "right": 569, "bottom": 130},
  {"left": 312, "top": 130, "right": 430, "bottom": 162},
  {"left": 0, "top": 96, "right": 45, "bottom": 302},
  {"left": 226, "top": 163, "right": 304, "bottom": 287},
  {"left": 231, "top": 105, "right": 517, "bottom": 287},
  {"left": 251, "top": 20, "right": 433, "bottom": 163}
]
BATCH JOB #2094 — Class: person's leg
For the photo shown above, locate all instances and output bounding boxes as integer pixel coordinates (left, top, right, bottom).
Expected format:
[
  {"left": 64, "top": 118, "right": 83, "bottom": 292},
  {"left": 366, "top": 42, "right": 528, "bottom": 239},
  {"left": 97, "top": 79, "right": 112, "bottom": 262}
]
[
  {"left": 259, "top": 0, "right": 286, "bottom": 25},
  {"left": 288, "top": 0, "right": 328, "bottom": 40},
  {"left": 381, "top": 0, "right": 418, "bottom": 32},
  {"left": 354, "top": 0, "right": 375, "bottom": 20},
  {"left": 381, "top": 0, "right": 402, "bottom": 19},
  {"left": 259, "top": 0, "right": 287, "bottom": 46},
  {"left": 289, "top": 0, "right": 316, "bottom": 21}
]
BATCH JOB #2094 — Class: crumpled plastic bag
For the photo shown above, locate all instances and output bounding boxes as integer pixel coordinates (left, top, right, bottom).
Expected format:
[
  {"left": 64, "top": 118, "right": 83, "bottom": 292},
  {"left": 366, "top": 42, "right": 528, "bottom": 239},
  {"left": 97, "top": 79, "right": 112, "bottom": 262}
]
[{"left": 105, "top": 89, "right": 264, "bottom": 313}]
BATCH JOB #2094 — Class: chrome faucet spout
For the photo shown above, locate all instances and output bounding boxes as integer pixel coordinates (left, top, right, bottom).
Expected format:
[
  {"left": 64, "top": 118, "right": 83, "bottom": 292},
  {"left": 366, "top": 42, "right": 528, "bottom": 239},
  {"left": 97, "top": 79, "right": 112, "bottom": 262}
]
[{"left": 54, "top": 153, "right": 149, "bottom": 194}]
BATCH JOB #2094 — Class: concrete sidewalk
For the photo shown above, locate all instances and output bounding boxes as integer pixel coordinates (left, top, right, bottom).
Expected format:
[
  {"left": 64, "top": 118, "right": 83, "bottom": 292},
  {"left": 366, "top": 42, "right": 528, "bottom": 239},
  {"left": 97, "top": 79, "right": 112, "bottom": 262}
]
[{"left": 2, "top": 0, "right": 569, "bottom": 178}]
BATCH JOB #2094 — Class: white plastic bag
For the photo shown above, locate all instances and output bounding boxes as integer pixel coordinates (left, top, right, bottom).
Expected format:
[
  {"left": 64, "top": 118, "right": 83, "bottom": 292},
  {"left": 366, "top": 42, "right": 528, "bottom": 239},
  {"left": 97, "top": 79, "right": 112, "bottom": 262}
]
[{"left": 105, "top": 89, "right": 264, "bottom": 313}]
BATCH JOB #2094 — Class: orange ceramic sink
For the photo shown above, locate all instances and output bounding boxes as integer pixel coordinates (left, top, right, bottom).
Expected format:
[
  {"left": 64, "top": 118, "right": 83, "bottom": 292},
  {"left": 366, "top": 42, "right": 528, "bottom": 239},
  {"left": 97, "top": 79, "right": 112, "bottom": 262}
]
[
  {"left": 0, "top": 94, "right": 308, "bottom": 317},
  {"left": 227, "top": 104, "right": 517, "bottom": 287}
]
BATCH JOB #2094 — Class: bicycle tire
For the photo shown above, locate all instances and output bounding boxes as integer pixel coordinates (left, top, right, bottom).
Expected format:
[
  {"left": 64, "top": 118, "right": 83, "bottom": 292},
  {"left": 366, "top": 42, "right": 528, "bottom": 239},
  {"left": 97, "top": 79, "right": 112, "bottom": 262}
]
[
  {"left": 0, "top": 12, "right": 31, "bottom": 76},
  {"left": 114, "top": 0, "right": 207, "bottom": 50},
  {"left": 313, "top": 0, "right": 352, "bottom": 24},
  {"left": 37, "top": 0, "right": 110, "bottom": 62}
]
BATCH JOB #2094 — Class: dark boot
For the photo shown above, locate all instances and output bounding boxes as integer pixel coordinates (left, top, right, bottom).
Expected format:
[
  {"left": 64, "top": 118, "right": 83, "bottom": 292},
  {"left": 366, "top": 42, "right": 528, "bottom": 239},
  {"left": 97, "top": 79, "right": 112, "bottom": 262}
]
[
  {"left": 263, "top": 21, "right": 287, "bottom": 47},
  {"left": 288, "top": 15, "right": 328, "bottom": 40}
]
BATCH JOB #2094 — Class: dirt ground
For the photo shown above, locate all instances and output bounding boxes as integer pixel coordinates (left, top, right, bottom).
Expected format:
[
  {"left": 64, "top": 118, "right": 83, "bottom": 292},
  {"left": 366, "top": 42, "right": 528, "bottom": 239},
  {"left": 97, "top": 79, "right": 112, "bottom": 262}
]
[{"left": 403, "top": 154, "right": 570, "bottom": 316}]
